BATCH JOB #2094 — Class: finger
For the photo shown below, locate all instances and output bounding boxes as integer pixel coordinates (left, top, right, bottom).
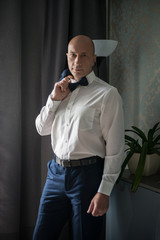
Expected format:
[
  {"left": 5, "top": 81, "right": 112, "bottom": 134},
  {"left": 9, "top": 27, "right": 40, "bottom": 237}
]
[
  {"left": 54, "top": 82, "right": 62, "bottom": 91},
  {"left": 59, "top": 79, "right": 68, "bottom": 92},
  {"left": 87, "top": 202, "right": 94, "bottom": 214},
  {"left": 68, "top": 75, "right": 73, "bottom": 80},
  {"left": 62, "top": 77, "right": 71, "bottom": 90},
  {"left": 93, "top": 207, "right": 106, "bottom": 217},
  {"left": 65, "top": 76, "right": 72, "bottom": 85},
  {"left": 91, "top": 205, "right": 99, "bottom": 217},
  {"left": 61, "top": 82, "right": 67, "bottom": 92}
]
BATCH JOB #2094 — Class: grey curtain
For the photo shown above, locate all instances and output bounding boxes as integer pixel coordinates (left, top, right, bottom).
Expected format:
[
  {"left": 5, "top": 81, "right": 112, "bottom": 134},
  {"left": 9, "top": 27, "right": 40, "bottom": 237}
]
[{"left": 0, "top": 0, "right": 106, "bottom": 239}]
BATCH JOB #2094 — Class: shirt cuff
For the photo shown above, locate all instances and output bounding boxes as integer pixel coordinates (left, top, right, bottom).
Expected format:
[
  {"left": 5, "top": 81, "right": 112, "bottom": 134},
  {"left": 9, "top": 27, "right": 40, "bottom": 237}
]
[
  {"left": 98, "top": 179, "right": 115, "bottom": 196},
  {"left": 46, "top": 94, "right": 61, "bottom": 111}
]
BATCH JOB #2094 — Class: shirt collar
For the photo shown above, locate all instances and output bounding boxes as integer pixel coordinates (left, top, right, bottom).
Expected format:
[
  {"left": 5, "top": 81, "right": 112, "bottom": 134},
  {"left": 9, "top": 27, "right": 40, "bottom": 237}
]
[
  {"left": 86, "top": 71, "right": 96, "bottom": 85},
  {"left": 71, "top": 71, "right": 95, "bottom": 84}
]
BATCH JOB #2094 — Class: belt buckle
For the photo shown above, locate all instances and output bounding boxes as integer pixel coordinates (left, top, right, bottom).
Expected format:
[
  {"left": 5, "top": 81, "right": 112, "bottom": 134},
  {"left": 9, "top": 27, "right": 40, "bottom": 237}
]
[
  {"left": 61, "top": 159, "right": 71, "bottom": 167},
  {"left": 68, "top": 159, "right": 71, "bottom": 167},
  {"left": 60, "top": 159, "right": 64, "bottom": 167}
]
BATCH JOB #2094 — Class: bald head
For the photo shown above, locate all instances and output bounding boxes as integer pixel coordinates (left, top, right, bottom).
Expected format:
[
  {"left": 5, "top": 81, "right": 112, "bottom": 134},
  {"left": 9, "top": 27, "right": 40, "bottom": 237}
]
[
  {"left": 66, "top": 35, "right": 96, "bottom": 80},
  {"left": 68, "top": 35, "right": 95, "bottom": 55}
]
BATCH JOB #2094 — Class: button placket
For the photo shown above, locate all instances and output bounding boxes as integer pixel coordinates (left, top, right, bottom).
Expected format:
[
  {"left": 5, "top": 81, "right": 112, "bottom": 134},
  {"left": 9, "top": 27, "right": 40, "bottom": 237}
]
[{"left": 62, "top": 89, "right": 79, "bottom": 158}]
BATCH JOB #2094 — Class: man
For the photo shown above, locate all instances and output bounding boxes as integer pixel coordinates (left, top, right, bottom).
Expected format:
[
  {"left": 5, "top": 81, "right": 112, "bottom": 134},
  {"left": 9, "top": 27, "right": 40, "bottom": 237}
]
[{"left": 33, "top": 35, "right": 124, "bottom": 240}]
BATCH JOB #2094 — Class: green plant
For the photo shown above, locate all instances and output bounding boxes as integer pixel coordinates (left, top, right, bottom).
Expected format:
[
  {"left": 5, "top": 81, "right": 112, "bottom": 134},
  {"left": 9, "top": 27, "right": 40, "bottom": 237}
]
[{"left": 117, "top": 122, "right": 160, "bottom": 192}]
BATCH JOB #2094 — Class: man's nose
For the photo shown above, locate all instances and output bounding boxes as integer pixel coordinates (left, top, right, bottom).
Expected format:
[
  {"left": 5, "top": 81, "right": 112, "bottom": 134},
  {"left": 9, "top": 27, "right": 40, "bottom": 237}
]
[{"left": 75, "top": 55, "right": 81, "bottom": 64}]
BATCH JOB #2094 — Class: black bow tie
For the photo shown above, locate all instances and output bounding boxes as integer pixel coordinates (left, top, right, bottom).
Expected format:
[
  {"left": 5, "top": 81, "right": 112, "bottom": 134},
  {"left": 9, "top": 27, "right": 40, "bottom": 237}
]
[
  {"left": 59, "top": 69, "right": 88, "bottom": 92},
  {"left": 68, "top": 77, "right": 88, "bottom": 91}
]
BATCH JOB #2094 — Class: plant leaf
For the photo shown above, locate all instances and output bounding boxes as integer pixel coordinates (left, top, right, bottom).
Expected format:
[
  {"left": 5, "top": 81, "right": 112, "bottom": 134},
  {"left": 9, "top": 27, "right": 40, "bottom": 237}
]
[
  {"left": 152, "top": 149, "right": 160, "bottom": 156},
  {"left": 125, "top": 135, "right": 141, "bottom": 152},
  {"left": 131, "top": 126, "right": 147, "bottom": 141},
  {"left": 131, "top": 142, "right": 148, "bottom": 193},
  {"left": 125, "top": 135, "right": 138, "bottom": 144},
  {"left": 125, "top": 128, "right": 147, "bottom": 142},
  {"left": 151, "top": 122, "right": 160, "bottom": 139},
  {"left": 148, "top": 128, "right": 153, "bottom": 144},
  {"left": 152, "top": 122, "right": 160, "bottom": 132},
  {"left": 116, "top": 149, "right": 135, "bottom": 184},
  {"left": 153, "top": 135, "right": 160, "bottom": 145},
  {"left": 125, "top": 135, "right": 136, "bottom": 141}
]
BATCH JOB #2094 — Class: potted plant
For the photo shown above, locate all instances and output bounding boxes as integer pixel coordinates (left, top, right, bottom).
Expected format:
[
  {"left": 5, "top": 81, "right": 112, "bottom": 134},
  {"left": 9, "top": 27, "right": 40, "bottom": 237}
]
[{"left": 117, "top": 122, "right": 160, "bottom": 193}]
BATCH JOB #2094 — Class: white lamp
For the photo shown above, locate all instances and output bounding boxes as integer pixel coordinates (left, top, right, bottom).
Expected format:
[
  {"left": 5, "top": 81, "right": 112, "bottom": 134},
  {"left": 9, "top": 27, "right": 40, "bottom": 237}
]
[{"left": 93, "top": 39, "right": 118, "bottom": 57}]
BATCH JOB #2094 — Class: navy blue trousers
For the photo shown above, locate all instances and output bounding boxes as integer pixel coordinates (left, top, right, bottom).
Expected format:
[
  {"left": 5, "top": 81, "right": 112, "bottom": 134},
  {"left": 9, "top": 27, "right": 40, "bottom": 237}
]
[{"left": 33, "top": 158, "right": 105, "bottom": 240}]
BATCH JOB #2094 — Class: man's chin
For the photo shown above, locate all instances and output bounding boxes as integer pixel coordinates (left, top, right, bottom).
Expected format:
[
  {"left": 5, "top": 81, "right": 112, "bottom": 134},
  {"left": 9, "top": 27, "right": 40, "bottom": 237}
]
[{"left": 72, "top": 72, "right": 85, "bottom": 81}]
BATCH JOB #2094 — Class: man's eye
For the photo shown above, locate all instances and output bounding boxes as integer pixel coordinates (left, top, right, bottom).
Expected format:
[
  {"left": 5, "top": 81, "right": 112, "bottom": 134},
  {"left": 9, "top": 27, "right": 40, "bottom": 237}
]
[{"left": 70, "top": 53, "right": 76, "bottom": 57}]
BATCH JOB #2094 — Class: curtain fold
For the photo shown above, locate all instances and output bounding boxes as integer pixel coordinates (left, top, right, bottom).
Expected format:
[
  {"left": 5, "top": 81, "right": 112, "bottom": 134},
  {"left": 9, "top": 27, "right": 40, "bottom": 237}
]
[
  {"left": 0, "top": 0, "right": 106, "bottom": 239},
  {"left": 20, "top": 1, "right": 45, "bottom": 237},
  {"left": 0, "top": 1, "right": 21, "bottom": 239}
]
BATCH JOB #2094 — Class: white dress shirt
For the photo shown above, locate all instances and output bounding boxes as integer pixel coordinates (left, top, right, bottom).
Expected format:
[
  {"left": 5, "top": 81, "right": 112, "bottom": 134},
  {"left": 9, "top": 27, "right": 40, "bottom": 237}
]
[{"left": 35, "top": 71, "right": 124, "bottom": 196}]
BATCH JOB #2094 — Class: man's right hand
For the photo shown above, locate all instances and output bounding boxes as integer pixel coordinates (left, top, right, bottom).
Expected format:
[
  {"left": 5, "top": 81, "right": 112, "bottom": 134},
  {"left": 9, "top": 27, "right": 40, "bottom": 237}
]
[{"left": 51, "top": 76, "right": 72, "bottom": 101}]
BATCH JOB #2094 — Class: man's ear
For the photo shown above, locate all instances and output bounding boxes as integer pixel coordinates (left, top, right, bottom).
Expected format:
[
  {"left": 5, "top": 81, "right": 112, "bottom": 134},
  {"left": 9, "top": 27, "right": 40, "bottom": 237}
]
[{"left": 93, "top": 54, "right": 97, "bottom": 66}]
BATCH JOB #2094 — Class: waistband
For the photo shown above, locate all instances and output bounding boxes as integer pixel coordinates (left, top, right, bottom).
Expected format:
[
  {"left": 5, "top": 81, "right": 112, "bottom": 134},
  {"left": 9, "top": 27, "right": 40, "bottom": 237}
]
[{"left": 54, "top": 155, "right": 104, "bottom": 168}]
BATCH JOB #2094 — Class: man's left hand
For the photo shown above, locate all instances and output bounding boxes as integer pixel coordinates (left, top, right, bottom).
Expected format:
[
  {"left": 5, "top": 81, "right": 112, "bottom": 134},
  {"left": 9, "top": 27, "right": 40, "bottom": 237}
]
[{"left": 87, "top": 192, "right": 109, "bottom": 217}]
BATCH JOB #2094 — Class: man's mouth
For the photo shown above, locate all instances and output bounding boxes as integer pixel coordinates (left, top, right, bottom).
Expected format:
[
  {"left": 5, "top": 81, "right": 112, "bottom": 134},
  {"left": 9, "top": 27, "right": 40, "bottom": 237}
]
[{"left": 74, "top": 68, "right": 83, "bottom": 72}]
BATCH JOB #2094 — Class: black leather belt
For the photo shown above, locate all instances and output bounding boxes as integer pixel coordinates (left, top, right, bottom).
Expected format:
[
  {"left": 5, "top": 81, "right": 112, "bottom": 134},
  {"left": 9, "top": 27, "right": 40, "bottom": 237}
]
[{"left": 55, "top": 156, "right": 104, "bottom": 168}]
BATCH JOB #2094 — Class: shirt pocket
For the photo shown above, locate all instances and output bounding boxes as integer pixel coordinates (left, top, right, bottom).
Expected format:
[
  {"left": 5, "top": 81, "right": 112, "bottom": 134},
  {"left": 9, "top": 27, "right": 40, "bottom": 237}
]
[{"left": 78, "top": 107, "right": 96, "bottom": 131}]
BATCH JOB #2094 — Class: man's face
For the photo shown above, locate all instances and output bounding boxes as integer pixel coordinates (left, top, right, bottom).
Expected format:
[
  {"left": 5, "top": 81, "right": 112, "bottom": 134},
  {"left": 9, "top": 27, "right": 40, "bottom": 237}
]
[{"left": 66, "top": 39, "right": 96, "bottom": 81}]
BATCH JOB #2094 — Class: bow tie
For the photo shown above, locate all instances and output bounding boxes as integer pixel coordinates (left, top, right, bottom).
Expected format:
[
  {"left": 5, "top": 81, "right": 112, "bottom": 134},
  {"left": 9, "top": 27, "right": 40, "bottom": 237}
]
[
  {"left": 68, "top": 77, "right": 88, "bottom": 91},
  {"left": 59, "top": 69, "right": 88, "bottom": 92}
]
